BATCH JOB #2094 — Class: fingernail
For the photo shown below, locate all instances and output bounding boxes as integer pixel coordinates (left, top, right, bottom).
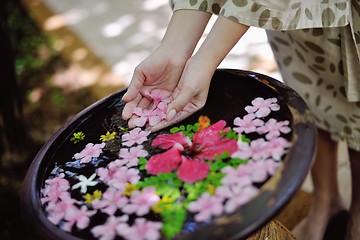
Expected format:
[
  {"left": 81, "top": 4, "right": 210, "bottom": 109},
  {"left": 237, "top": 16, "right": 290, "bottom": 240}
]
[{"left": 167, "top": 109, "right": 177, "bottom": 120}]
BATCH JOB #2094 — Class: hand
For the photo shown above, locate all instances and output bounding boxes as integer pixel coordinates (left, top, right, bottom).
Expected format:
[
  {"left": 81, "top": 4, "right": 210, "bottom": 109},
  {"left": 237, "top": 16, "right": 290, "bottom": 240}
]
[
  {"left": 149, "top": 55, "right": 215, "bottom": 131},
  {"left": 151, "top": 16, "right": 249, "bottom": 131},
  {"left": 121, "top": 10, "right": 212, "bottom": 128},
  {"left": 121, "top": 46, "right": 187, "bottom": 125}
]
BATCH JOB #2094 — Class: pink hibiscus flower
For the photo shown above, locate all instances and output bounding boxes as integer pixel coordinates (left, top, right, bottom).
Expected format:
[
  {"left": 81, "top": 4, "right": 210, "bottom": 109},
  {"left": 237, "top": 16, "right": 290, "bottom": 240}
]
[
  {"left": 188, "top": 193, "right": 224, "bottom": 222},
  {"left": 92, "top": 187, "right": 128, "bottom": 215},
  {"left": 74, "top": 142, "right": 106, "bottom": 163},
  {"left": 233, "top": 113, "right": 264, "bottom": 134},
  {"left": 91, "top": 215, "right": 129, "bottom": 240},
  {"left": 118, "top": 145, "right": 148, "bottom": 167},
  {"left": 117, "top": 218, "right": 163, "bottom": 240},
  {"left": 146, "top": 120, "right": 238, "bottom": 183},
  {"left": 122, "top": 128, "right": 150, "bottom": 147},
  {"left": 122, "top": 187, "right": 160, "bottom": 216},
  {"left": 245, "top": 97, "right": 280, "bottom": 118},
  {"left": 257, "top": 118, "right": 291, "bottom": 140}
]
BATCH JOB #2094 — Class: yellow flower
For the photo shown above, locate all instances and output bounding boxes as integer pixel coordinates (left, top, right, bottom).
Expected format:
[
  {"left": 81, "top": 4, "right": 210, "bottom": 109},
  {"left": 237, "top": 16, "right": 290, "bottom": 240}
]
[
  {"left": 207, "top": 184, "right": 216, "bottom": 195},
  {"left": 123, "top": 183, "right": 138, "bottom": 196},
  {"left": 99, "top": 131, "right": 116, "bottom": 142},
  {"left": 84, "top": 190, "right": 102, "bottom": 204},
  {"left": 70, "top": 132, "right": 85, "bottom": 144},
  {"left": 198, "top": 115, "right": 211, "bottom": 131},
  {"left": 151, "top": 196, "right": 172, "bottom": 213}
]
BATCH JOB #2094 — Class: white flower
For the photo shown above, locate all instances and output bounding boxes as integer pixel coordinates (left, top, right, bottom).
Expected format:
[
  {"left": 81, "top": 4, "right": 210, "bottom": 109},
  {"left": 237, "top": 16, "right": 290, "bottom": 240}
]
[{"left": 72, "top": 173, "right": 98, "bottom": 193}]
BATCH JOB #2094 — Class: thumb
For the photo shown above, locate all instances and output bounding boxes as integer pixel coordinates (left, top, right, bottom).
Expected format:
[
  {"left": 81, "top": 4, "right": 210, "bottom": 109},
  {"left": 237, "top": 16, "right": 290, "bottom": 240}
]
[
  {"left": 166, "top": 87, "right": 195, "bottom": 120},
  {"left": 121, "top": 71, "right": 144, "bottom": 102}
]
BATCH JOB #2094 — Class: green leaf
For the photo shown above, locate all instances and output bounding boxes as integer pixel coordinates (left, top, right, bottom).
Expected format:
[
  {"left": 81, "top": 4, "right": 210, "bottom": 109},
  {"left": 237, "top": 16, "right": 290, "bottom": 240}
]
[
  {"left": 186, "top": 124, "right": 193, "bottom": 131},
  {"left": 179, "top": 125, "right": 186, "bottom": 131},
  {"left": 241, "top": 134, "right": 251, "bottom": 143},
  {"left": 193, "top": 123, "right": 200, "bottom": 132},
  {"left": 229, "top": 158, "right": 248, "bottom": 168},
  {"left": 161, "top": 203, "right": 187, "bottom": 238},
  {"left": 138, "top": 157, "right": 148, "bottom": 165},
  {"left": 224, "top": 129, "right": 239, "bottom": 140},
  {"left": 170, "top": 127, "right": 180, "bottom": 133}
]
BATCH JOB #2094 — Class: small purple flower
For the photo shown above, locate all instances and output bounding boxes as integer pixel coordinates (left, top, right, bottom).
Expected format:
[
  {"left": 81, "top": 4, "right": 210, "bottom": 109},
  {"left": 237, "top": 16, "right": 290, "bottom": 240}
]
[
  {"left": 117, "top": 218, "right": 163, "bottom": 240},
  {"left": 220, "top": 165, "right": 252, "bottom": 188},
  {"left": 233, "top": 113, "right": 264, "bottom": 134},
  {"left": 41, "top": 173, "right": 70, "bottom": 204},
  {"left": 224, "top": 185, "right": 259, "bottom": 213},
  {"left": 266, "top": 137, "right": 291, "bottom": 160},
  {"left": 45, "top": 195, "right": 77, "bottom": 225},
  {"left": 98, "top": 161, "right": 123, "bottom": 183},
  {"left": 257, "top": 118, "right": 291, "bottom": 140},
  {"left": 245, "top": 161, "right": 269, "bottom": 183},
  {"left": 122, "top": 187, "right": 160, "bottom": 216},
  {"left": 107, "top": 167, "right": 141, "bottom": 189},
  {"left": 92, "top": 187, "right": 128, "bottom": 215},
  {"left": 132, "top": 107, "right": 163, "bottom": 127},
  {"left": 62, "top": 205, "right": 96, "bottom": 232},
  {"left": 118, "top": 146, "right": 148, "bottom": 167},
  {"left": 98, "top": 163, "right": 140, "bottom": 190},
  {"left": 188, "top": 193, "right": 224, "bottom": 222},
  {"left": 232, "top": 138, "right": 269, "bottom": 161},
  {"left": 91, "top": 215, "right": 129, "bottom": 240},
  {"left": 122, "top": 128, "right": 150, "bottom": 147},
  {"left": 74, "top": 142, "right": 106, "bottom": 163},
  {"left": 245, "top": 97, "right": 280, "bottom": 118}
]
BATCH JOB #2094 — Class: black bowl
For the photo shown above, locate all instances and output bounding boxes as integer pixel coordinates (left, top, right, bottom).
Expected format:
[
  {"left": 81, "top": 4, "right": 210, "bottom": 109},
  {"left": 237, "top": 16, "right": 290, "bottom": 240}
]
[{"left": 21, "top": 69, "right": 316, "bottom": 240}]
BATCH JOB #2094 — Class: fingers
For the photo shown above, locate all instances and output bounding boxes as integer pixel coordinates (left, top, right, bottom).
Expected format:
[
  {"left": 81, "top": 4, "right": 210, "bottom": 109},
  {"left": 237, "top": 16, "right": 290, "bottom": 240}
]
[
  {"left": 127, "top": 97, "right": 152, "bottom": 128},
  {"left": 166, "top": 86, "right": 195, "bottom": 121},
  {"left": 149, "top": 109, "right": 192, "bottom": 132},
  {"left": 122, "top": 94, "right": 142, "bottom": 120},
  {"left": 121, "top": 68, "right": 144, "bottom": 102}
]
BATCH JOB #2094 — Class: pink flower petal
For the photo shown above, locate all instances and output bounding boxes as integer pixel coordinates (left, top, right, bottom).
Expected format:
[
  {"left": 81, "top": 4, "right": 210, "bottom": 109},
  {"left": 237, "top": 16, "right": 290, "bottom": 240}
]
[
  {"left": 133, "top": 116, "right": 147, "bottom": 127},
  {"left": 146, "top": 146, "right": 183, "bottom": 175},
  {"left": 193, "top": 120, "right": 226, "bottom": 144},
  {"left": 148, "top": 115, "right": 162, "bottom": 126},
  {"left": 177, "top": 157, "right": 209, "bottom": 183},
  {"left": 197, "top": 137, "right": 238, "bottom": 160},
  {"left": 151, "top": 132, "right": 190, "bottom": 149}
]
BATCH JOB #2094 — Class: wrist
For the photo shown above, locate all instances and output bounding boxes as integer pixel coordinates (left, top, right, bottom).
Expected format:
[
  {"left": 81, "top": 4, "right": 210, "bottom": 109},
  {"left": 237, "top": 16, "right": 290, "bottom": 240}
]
[
  {"left": 194, "top": 15, "right": 249, "bottom": 67},
  {"left": 160, "top": 9, "right": 212, "bottom": 60}
]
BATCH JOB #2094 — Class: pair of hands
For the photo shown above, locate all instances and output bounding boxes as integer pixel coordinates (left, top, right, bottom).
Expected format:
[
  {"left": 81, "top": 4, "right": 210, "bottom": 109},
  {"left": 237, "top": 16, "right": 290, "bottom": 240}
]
[
  {"left": 121, "top": 46, "right": 214, "bottom": 132},
  {"left": 121, "top": 10, "right": 249, "bottom": 132}
]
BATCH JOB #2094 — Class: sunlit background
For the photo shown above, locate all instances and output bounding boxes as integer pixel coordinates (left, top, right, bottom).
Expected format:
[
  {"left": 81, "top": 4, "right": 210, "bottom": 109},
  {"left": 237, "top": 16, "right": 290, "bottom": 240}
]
[{"left": 25, "top": 0, "right": 280, "bottom": 99}]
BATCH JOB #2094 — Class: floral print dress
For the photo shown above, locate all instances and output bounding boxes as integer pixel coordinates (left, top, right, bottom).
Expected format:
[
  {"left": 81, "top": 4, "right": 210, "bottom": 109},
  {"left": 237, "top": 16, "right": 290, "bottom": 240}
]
[{"left": 170, "top": 0, "right": 360, "bottom": 151}]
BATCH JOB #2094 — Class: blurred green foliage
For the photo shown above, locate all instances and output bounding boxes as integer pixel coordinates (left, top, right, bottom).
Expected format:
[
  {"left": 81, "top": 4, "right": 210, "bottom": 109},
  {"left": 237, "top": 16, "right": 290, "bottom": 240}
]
[{"left": 7, "top": 0, "right": 55, "bottom": 77}]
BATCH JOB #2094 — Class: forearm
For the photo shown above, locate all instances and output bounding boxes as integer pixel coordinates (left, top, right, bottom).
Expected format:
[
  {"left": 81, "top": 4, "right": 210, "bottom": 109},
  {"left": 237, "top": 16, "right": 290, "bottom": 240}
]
[
  {"left": 194, "top": 15, "right": 249, "bottom": 68},
  {"left": 160, "top": 9, "right": 212, "bottom": 60}
]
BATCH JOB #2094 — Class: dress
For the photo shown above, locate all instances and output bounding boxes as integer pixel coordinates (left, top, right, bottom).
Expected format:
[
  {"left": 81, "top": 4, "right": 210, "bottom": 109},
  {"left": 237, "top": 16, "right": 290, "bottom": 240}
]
[{"left": 170, "top": 0, "right": 360, "bottom": 151}]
